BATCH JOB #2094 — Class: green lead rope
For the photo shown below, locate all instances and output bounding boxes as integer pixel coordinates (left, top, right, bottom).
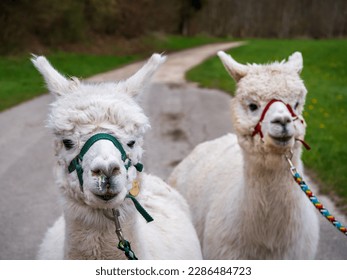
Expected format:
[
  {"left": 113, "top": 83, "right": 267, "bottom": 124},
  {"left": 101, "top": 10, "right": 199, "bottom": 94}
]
[
  {"left": 118, "top": 240, "right": 138, "bottom": 260},
  {"left": 113, "top": 195, "right": 153, "bottom": 260},
  {"left": 126, "top": 194, "right": 154, "bottom": 223}
]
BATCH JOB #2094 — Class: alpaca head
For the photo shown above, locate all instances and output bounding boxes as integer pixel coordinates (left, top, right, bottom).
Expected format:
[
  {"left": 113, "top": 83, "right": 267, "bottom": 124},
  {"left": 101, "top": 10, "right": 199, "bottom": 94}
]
[
  {"left": 218, "top": 51, "right": 308, "bottom": 157},
  {"left": 32, "top": 54, "right": 165, "bottom": 209}
]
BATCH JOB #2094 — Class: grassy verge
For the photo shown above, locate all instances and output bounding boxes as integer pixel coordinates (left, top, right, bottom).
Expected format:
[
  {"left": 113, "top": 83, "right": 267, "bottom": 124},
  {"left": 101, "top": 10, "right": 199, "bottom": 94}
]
[
  {"left": 0, "top": 53, "right": 139, "bottom": 112},
  {"left": 0, "top": 35, "right": 231, "bottom": 112},
  {"left": 187, "top": 39, "right": 347, "bottom": 211},
  {"left": 143, "top": 34, "right": 231, "bottom": 52}
]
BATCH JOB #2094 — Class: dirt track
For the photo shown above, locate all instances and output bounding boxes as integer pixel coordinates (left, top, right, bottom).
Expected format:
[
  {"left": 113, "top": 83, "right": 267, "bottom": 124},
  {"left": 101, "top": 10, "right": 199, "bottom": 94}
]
[{"left": 0, "top": 42, "right": 346, "bottom": 259}]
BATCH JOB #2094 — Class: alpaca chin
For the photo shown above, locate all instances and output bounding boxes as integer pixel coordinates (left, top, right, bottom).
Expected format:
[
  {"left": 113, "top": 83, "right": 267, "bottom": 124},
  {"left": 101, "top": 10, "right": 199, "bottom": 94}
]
[
  {"left": 237, "top": 134, "right": 295, "bottom": 157},
  {"left": 83, "top": 187, "right": 128, "bottom": 210},
  {"left": 264, "top": 134, "right": 296, "bottom": 154}
]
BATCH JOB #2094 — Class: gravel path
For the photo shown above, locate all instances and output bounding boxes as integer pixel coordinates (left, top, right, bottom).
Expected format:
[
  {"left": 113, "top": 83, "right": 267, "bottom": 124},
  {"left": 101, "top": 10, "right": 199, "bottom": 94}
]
[{"left": 0, "top": 42, "right": 346, "bottom": 259}]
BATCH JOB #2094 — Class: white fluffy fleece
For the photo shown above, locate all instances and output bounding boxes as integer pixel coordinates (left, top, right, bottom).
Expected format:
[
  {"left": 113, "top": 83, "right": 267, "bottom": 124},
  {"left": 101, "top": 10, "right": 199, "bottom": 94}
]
[
  {"left": 33, "top": 54, "right": 202, "bottom": 260},
  {"left": 168, "top": 51, "right": 319, "bottom": 259}
]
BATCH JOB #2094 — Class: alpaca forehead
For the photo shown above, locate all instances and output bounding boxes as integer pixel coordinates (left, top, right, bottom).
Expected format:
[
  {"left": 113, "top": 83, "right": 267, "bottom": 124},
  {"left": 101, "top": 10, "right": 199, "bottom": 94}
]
[
  {"left": 237, "top": 70, "right": 307, "bottom": 102},
  {"left": 49, "top": 90, "right": 149, "bottom": 135}
]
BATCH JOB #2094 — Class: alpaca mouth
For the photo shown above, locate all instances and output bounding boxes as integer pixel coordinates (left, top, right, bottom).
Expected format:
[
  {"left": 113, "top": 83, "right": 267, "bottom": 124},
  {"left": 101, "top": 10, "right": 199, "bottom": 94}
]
[
  {"left": 95, "top": 193, "right": 117, "bottom": 201},
  {"left": 270, "top": 135, "right": 293, "bottom": 146}
]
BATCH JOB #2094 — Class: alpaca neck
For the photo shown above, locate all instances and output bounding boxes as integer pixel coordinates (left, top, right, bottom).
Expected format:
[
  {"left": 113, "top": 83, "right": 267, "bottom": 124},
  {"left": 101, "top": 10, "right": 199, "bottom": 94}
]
[
  {"left": 239, "top": 149, "right": 304, "bottom": 239},
  {"left": 243, "top": 149, "right": 301, "bottom": 193},
  {"left": 63, "top": 196, "right": 138, "bottom": 259}
]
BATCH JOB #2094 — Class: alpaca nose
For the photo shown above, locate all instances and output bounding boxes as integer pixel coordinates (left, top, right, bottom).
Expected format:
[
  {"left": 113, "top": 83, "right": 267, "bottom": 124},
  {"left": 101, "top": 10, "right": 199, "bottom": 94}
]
[
  {"left": 91, "top": 161, "right": 121, "bottom": 178},
  {"left": 271, "top": 115, "right": 292, "bottom": 127}
]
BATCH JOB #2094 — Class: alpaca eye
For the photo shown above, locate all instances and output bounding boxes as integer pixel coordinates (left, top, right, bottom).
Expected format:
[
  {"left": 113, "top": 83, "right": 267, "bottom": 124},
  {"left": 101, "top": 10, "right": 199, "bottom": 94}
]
[
  {"left": 294, "top": 102, "right": 299, "bottom": 110},
  {"left": 248, "top": 103, "right": 258, "bottom": 112},
  {"left": 127, "top": 140, "right": 136, "bottom": 148},
  {"left": 62, "top": 139, "right": 74, "bottom": 150}
]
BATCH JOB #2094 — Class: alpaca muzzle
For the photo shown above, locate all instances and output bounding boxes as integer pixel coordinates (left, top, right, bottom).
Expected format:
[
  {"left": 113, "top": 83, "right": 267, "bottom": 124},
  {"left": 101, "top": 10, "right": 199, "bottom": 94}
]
[
  {"left": 251, "top": 99, "right": 311, "bottom": 150},
  {"left": 67, "top": 133, "right": 143, "bottom": 192}
]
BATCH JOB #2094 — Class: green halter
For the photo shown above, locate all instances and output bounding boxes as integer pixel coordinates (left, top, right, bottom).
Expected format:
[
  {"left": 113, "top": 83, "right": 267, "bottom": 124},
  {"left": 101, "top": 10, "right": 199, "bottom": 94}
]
[
  {"left": 68, "top": 133, "right": 143, "bottom": 191},
  {"left": 68, "top": 133, "right": 152, "bottom": 260}
]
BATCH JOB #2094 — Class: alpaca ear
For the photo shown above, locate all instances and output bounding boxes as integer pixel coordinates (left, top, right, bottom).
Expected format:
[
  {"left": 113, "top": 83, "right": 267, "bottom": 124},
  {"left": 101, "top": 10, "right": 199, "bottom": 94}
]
[
  {"left": 122, "top": 53, "right": 166, "bottom": 98},
  {"left": 31, "top": 55, "right": 72, "bottom": 97},
  {"left": 217, "top": 51, "right": 248, "bottom": 82},
  {"left": 286, "top": 52, "right": 303, "bottom": 74}
]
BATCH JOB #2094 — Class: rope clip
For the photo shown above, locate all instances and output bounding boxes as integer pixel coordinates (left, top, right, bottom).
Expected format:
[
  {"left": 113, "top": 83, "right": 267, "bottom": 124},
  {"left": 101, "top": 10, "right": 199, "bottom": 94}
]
[
  {"left": 284, "top": 150, "right": 297, "bottom": 176},
  {"left": 111, "top": 208, "right": 139, "bottom": 260},
  {"left": 112, "top": 209, "right": 125, "bottom": 244}
]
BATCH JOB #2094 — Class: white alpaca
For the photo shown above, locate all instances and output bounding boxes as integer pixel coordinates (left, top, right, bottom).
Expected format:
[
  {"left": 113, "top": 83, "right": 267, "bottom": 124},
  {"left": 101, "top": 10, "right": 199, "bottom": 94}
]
[
  {"left": 33, "top": 54, "right": 202, "bottom": 260},
  {"left": 168, "top": 51, "right": 319, "bottom": 259}
]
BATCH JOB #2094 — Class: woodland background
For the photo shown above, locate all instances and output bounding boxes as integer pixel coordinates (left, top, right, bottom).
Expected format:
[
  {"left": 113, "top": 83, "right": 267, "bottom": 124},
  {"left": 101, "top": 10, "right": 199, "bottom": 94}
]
[{"left": 1, "top": 0, "right": 346, "bottom": 54}]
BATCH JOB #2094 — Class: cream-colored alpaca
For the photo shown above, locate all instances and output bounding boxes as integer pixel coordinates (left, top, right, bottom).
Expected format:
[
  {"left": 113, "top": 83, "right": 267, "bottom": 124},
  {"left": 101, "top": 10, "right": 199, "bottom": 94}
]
[
  {"left": 33, "top": 54, "right": 202, "bottom": 260},
  {"left": 168, "top": 51, "right": 319, "bottom": 259}
]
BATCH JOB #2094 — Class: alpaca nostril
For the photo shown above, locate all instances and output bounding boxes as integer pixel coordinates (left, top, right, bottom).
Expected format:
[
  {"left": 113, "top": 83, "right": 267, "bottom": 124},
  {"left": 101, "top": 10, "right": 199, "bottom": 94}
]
[
  {"left": 91, "top": 169, "right": 102, "bottom": 176},
  {"left": 271, "top": 119, "right": 282, "bottom": 125},
  {"left": 111, "top": 165, "right": 120, "bottom": 176},
  {"left": 103, "top": 162, "right": 120, "bottom": 177}
]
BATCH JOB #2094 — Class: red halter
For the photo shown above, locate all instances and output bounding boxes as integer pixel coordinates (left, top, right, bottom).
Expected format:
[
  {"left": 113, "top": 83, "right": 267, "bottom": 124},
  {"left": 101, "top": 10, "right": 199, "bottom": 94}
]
[{"left": 251, "top": 99, "right": 311, "bottom": 150}]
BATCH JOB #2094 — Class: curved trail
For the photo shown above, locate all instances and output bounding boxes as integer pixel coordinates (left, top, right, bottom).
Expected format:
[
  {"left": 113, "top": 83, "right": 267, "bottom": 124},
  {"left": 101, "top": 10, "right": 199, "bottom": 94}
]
[{"left": 0, "top": 42, "right": 345, "bottom": 259}]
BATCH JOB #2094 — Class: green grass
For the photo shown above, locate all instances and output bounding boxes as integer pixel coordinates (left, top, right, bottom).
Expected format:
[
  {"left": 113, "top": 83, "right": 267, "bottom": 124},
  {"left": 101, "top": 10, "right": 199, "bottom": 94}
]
[
  {"left": 187, "top": 39, "right": 347, "bottom": 210},
  {"left": 143, "top": 34, "right": 231, "bottom": 52},
  {"left": 0, "top": 53, "right": 139, "bottom": 111},
  {"left": 0, "top": 35, "right": 232, "bottom": 112}
]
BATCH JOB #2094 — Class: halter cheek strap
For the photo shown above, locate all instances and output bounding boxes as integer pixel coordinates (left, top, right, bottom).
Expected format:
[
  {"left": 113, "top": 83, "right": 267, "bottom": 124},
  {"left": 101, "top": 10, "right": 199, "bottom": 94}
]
[{"left": 67, "top": 133, "right": 143, "bottom": 191}]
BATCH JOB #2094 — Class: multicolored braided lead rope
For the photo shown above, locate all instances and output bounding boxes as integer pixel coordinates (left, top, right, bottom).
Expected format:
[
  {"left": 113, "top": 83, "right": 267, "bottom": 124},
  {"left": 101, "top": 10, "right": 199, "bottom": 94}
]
[{"left": 286, "top": 155, "right": 347, "bottom": 236}]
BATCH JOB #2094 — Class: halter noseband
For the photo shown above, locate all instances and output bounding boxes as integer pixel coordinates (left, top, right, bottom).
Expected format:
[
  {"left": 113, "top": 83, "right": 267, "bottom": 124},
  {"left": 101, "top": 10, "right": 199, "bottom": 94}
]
[{"left": 68, "top": 133, "right": 143, "bottom": 191}]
